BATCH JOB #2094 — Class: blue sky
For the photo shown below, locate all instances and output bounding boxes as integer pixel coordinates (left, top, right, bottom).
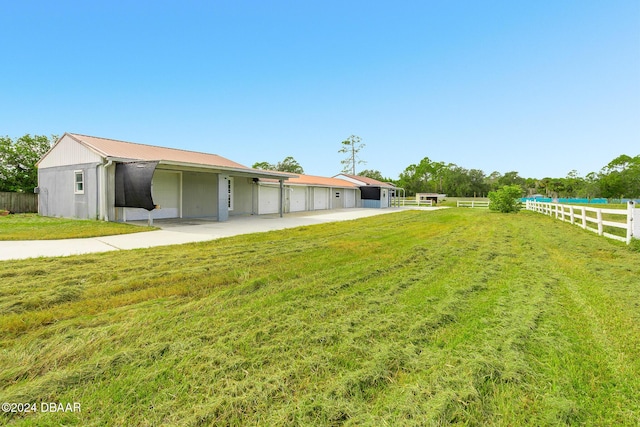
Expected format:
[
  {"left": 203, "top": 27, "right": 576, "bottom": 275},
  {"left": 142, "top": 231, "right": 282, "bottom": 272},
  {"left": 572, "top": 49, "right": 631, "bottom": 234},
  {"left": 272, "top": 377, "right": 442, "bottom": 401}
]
[{"left": 1, "top": 0, "right": 638, "bottom": 179}]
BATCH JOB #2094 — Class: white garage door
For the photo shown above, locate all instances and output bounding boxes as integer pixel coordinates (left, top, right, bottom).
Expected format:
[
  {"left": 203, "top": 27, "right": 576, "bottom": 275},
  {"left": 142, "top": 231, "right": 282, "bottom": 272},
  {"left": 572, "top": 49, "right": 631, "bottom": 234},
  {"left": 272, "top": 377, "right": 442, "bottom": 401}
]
[
  {"left": 124, "top": 171, "right": 181, "bottom": 220},
  {"left": 259, "top": 186, "right": 280, "bottom": 214},
  {"left": 344, "top": 189, "right": 356, "bottom": 208},
  {"left": 289, "top": 187, "right": 307, "bottom": 212},
  {"left": 313, "top": 187, "right": 329, "bottom": 210}
]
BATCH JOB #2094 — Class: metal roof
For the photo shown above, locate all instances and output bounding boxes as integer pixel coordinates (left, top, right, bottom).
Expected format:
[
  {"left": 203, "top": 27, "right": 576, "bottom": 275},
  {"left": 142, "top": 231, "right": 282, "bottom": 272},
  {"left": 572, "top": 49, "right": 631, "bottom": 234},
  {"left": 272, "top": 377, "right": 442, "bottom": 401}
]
[
  {"left": 333, "top": 173, "right": 397, "bottom": 188},
  {"left": 260, "top": 174, "right": 359, "bottom": 188},
  {"left": 60, "top": 133, "right": 294, "bottom": 179}
]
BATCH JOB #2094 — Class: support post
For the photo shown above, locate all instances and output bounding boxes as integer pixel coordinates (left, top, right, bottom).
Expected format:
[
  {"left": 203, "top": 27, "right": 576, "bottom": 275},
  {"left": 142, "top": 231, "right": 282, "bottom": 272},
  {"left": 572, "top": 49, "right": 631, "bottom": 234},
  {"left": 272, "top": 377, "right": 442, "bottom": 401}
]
[
  {"left": 279, "top": 179, "right": 284, "bottom": 218},
  {"left": 217, "top": 174, "right": 229, "bottom": 222}
]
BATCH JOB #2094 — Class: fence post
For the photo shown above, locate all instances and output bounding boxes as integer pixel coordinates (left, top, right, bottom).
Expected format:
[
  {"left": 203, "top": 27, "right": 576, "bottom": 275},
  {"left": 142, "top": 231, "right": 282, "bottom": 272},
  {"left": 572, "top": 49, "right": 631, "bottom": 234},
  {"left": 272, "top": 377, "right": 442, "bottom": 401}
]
[
  {"left": 581, "top": 207, "right": 587, "bottom": 229},
  {"left": 597, "top": 209, "right": 603, "bottom": 236},
  {"left": 629, "top": 201, "right": 639, "bottom": 244},
  {"left": 569, "top": 206, "right": 575, "bottom": 224}
]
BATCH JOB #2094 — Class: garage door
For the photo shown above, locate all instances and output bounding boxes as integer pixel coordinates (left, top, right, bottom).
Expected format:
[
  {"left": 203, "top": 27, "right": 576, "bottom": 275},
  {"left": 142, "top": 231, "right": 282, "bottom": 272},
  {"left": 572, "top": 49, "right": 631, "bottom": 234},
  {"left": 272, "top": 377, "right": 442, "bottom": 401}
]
[
  {"left": 344, "top": 189, "right": 356, "bottom": 208},
  {"left": 259, "top": 186, "right": 280, "bottom": 214},
  {"left": 289, "top": 187, "right": 307, "bottom": 212},
  {"left": 313, "top": 187, "right": 329, "bottom": 210},
  {"left": 124, "top": 171, "right": 181, "bottom": 220}
]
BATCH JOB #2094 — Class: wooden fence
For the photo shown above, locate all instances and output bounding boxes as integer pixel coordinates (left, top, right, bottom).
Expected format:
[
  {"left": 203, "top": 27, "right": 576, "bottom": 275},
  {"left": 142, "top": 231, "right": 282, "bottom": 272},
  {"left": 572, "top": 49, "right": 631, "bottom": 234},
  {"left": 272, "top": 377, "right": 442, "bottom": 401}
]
[
  {"left": 525, "top": 200, "right": 639, "bottom": 244},
  {"left": 0, "top": 192, "right": 38, "bottom": 213}
]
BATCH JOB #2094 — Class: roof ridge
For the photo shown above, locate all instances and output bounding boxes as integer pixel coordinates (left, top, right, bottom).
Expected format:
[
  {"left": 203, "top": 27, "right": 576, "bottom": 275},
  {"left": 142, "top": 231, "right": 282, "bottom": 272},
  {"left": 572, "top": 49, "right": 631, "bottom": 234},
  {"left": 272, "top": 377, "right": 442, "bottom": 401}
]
[
  {"left": 69, "top": 132, "right": 226, "bottom": 158},
  {"left": 297, "top": 173, "right": 340, "bottom": 179}
]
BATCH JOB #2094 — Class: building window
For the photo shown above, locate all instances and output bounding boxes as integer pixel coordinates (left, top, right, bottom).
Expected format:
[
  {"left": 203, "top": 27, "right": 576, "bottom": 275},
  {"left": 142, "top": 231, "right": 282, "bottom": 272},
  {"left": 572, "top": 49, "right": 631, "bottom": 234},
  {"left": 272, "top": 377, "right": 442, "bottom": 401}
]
[
  {"left": 74, "top": 170, "right": 84, "bottom": 194},
  {"left": 227, "top": 177, "right": 234, "bottom": 211}
]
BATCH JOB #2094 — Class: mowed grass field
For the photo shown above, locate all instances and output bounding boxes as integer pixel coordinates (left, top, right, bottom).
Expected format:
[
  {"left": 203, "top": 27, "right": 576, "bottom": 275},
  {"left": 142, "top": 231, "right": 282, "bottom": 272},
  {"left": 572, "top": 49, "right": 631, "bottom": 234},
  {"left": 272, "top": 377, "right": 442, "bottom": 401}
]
[{"left": 1, "top": 209, "right": 639, "bottom": 426}]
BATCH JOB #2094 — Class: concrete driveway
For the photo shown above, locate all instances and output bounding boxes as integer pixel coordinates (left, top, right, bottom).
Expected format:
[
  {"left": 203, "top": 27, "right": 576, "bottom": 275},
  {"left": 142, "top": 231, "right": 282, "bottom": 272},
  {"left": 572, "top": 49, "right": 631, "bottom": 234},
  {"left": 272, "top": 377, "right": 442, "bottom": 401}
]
[{"left": 0, "top": 207, "right": 444, "bottom": 261}]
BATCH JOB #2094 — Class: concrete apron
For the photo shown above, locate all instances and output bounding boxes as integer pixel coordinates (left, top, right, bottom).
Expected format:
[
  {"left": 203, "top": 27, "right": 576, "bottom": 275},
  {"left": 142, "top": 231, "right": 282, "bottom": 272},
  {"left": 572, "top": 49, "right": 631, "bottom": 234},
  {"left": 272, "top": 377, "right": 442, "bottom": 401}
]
[{"left": 0, "top": 207, "right": 445, "bottom": 261}]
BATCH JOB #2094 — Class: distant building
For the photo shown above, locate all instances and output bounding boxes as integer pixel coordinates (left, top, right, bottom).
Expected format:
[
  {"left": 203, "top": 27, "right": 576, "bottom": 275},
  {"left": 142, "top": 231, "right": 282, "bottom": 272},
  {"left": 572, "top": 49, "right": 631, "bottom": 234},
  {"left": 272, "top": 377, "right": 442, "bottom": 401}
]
[
  {"left": 333, "top": 174, "right": 399, "bottom": 208},
  {"left": 415, "top": 193, "right": 447, "bottom": 204}
]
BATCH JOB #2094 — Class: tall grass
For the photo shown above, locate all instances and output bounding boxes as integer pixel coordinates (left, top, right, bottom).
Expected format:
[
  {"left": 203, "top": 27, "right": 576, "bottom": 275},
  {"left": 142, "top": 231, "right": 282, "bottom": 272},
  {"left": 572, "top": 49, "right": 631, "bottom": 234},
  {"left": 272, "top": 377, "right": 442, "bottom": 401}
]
[{"left": 1, "top": 210, "right": 639, "bottom": 425}]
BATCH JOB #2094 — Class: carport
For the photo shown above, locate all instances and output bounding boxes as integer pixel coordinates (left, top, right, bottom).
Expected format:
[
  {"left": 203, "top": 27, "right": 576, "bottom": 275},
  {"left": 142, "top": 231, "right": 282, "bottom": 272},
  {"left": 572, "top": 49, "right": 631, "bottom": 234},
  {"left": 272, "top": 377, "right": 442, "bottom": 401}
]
[{"left": 114, "top": 160, "right": 294, "bottom": 223}]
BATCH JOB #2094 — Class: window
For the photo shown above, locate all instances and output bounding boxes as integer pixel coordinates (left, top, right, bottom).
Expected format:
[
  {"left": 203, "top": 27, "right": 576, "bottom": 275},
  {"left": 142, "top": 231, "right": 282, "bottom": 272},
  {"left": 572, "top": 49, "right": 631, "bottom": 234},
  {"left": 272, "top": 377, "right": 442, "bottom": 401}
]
[
  {"left": 74, "top": 170, "right": 84, "bottom": 194},
  {"left": 227, "top": 177, "right": 234, "bottom": 211}
]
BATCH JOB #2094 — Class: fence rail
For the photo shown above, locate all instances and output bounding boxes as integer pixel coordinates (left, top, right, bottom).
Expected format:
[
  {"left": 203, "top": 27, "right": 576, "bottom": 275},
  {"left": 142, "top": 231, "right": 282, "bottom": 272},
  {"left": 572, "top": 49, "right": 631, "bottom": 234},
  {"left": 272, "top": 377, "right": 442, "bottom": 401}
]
[
  {"left": 397, "top": 198, "right": 433, "bottom": 207},
  {"left": 0, "top": 192, "right": 38, "bottom": 213},
  {"left": 525, "top": 200, "right": 639, "bottom": 244},
  {"left": 457, "top": 200, "right": 489, "bottom": 208}
]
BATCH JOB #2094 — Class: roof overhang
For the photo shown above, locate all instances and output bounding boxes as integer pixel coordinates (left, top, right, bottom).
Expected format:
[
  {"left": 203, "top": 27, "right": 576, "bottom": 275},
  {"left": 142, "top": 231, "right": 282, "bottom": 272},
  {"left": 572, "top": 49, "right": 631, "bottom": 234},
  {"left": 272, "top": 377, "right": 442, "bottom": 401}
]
[
  {"left": 260, "top": 181, "right": 357, "bottom": 189},
  {"left": 107, "top": 157, "right": 296, "bottom": 181}
]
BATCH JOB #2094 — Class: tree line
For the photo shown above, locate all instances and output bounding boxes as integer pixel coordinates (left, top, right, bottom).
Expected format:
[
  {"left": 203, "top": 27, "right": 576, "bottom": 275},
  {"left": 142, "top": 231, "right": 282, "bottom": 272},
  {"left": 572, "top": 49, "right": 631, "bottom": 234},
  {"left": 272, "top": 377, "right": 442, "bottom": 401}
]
[
  {"left": 254, "top": 146, "right": 639, "bottom": 199},
  {"left": 339, "top": 136, "right": 639, "bottom": 199},
  {"left": 390, "top": 154, "right": 640, "bottom": 199},
  {"left": 0, "top": 134, "right": 55, "bottom": 193}
]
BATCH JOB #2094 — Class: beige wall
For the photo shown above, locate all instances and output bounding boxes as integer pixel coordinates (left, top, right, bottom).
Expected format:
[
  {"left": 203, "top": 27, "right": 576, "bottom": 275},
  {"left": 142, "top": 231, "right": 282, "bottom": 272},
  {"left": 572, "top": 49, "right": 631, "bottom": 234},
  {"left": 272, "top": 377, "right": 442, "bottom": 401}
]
[
  {"left": 39, "top": 135, "right": 102, "bottom": 168},
  {"left": 182, "top": 171, "right": 218, "bottom": 218}
]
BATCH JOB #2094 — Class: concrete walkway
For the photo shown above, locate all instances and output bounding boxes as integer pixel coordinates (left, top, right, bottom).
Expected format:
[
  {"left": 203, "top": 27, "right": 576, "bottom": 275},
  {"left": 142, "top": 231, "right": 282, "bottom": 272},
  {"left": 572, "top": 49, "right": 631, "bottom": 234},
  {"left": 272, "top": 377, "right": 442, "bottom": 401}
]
[{"left": 0, "top": 207, "right": 444, "bottom": 261}]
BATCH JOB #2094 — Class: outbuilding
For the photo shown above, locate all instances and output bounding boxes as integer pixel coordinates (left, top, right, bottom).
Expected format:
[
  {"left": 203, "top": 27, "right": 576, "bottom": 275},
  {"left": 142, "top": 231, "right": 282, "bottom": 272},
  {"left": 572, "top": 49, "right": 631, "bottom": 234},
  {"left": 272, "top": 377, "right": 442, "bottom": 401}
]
[{"left": 333, "top": 174, "right": 400, "bottom": 208}]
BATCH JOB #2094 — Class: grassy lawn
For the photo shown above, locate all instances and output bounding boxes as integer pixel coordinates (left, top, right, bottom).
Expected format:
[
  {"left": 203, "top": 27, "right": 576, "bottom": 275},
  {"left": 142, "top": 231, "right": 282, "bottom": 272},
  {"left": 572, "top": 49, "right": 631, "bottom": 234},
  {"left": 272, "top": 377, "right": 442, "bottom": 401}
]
[
  {"left": 0, "top": 214, "right": 156, "bottom": 240},
  {"left": 1, "top": 209, "right": 639, "bottom": 425}
]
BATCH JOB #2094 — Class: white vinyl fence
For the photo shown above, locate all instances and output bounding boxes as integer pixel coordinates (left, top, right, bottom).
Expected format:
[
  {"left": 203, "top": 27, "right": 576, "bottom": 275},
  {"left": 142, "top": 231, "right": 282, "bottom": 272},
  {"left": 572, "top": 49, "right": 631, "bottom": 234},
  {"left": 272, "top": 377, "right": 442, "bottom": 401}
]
[
  {"left": 398, "top": 198, "right": 433, "bottom": 207},
  {"left": 525, "top": 200, "right": 640, "bottom": 244},
  {"left": 457, "top": 200, "right": 489, "bottom": 208}
]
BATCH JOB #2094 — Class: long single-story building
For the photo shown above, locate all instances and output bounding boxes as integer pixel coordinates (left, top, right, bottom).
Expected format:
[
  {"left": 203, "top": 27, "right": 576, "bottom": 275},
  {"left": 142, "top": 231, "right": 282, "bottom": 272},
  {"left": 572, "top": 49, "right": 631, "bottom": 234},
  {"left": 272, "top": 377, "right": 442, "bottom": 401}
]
[{"left": 37, "top": 133, "right": 401, "bottom": 222}]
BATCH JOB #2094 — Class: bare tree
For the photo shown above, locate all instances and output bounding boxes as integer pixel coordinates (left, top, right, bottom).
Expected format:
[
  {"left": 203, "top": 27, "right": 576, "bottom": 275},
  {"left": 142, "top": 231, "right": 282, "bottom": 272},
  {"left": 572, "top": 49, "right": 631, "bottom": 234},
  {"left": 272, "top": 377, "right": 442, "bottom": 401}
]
[{"left": 339, "top": 135, "right": 366, "bottom": 175}]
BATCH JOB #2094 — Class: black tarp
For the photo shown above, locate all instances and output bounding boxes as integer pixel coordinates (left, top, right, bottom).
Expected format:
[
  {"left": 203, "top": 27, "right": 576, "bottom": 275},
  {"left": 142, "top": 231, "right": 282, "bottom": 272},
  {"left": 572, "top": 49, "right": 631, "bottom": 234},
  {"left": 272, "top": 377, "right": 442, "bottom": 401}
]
[
  {"left": 115, "top": 161, "right": 158, "bottom": 211},
  {"left": 360, "top": 186, "right": 381, "bottom": 200}
]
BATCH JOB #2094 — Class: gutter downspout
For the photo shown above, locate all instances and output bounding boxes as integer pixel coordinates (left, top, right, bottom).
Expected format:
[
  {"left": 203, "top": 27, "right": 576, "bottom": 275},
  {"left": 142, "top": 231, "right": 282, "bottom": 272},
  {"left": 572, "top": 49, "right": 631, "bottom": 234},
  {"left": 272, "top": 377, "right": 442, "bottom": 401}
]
[{"left": 96, "top": 163, "right": 101, "bottom": 220}]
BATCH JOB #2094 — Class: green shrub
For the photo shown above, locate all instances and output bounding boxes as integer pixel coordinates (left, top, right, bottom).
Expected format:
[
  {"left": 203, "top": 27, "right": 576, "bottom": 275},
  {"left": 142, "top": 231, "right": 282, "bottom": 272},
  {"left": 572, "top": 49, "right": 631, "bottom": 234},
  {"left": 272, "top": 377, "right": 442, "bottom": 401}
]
[{"left": 488, "top": 185, "right": 523, "bottom": 213}]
